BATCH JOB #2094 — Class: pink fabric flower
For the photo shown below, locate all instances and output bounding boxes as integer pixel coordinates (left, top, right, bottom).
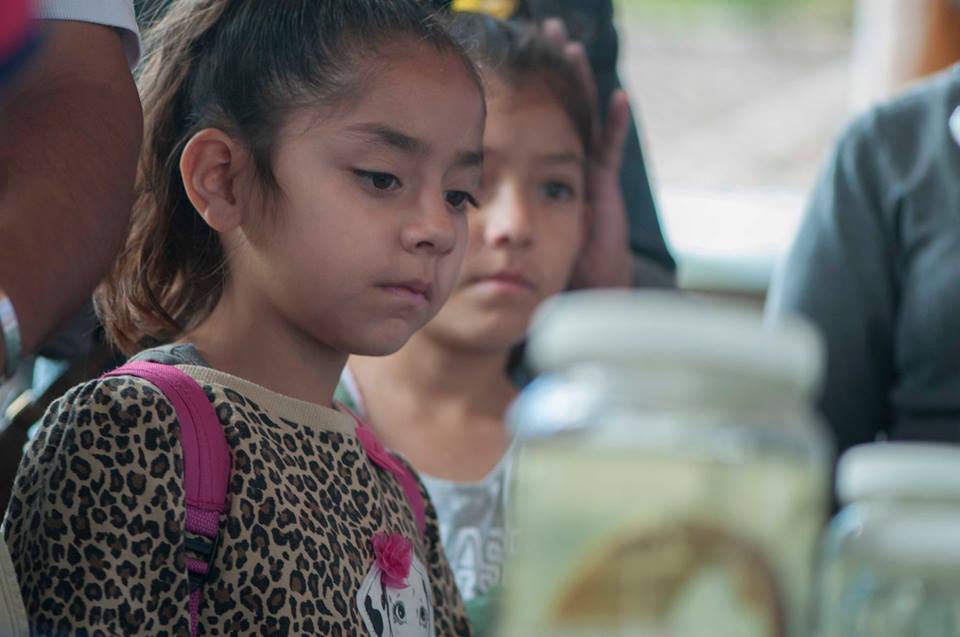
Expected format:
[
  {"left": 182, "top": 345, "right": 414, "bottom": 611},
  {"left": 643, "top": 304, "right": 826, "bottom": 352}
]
[{"left": 372, "top": 532, "right": 413, "bottom": 589}]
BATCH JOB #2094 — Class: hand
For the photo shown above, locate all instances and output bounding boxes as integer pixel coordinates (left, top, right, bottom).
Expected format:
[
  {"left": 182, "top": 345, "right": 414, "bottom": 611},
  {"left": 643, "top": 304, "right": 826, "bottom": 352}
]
[{"left": 543, "top": 19, "right": 634, "bottom": 289}]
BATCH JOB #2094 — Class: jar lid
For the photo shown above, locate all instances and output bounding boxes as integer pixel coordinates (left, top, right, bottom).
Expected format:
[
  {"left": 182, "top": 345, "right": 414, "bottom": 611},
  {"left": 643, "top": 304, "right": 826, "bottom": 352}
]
[
  {"left": 838, "top": 443, "right": 960, "bottom": 503},
  {"left": 527, "top": 290, "right": 824, "bottom": 395}
]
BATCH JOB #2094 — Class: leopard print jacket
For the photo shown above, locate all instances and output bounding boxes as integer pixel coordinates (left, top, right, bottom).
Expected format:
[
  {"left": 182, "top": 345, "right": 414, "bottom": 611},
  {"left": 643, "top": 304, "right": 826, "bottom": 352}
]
[{"left": 2, "top": 364, "right": 471, "bottom": 637}]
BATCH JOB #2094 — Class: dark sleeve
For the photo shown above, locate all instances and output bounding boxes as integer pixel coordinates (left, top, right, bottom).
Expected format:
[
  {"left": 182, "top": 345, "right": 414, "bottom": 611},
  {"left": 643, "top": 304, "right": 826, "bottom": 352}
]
[
  {"left": 766, "top": 111, "right": 898, "bottom": 456},
  {"left": 2, "top": 378, "right": 191, "bottom": 636},
  {"left": 532, "top": 0, "right": 674, "bottom": 285}
]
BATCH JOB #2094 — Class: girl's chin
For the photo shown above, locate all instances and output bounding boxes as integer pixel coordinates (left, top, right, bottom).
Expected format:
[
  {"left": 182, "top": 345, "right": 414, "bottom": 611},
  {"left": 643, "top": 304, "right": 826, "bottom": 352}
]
[
  {"left": 348, "top": 337, "right": 414, "bottom": 358},
  {"left": 427, "top": 319, "right": 531, "bottom": 354},
  {"left": 336, "top": 324, "right": 421, "bottom": 358}
]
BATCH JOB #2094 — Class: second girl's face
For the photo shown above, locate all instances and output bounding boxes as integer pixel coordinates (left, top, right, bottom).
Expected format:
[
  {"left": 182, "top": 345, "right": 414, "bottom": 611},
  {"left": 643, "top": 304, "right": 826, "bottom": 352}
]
[
  {"left": 422, "top": 80, "right": 587, "bottom": 352},
  {"left": 235, "top": 41, "right": 485, "bottom": 357}
]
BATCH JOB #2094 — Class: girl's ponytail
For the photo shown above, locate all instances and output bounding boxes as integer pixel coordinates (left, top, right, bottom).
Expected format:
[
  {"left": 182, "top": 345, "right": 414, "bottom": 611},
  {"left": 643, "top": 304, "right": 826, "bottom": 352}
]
[{"left": 95, "top": 0, "right": 230, "bottom": 354}]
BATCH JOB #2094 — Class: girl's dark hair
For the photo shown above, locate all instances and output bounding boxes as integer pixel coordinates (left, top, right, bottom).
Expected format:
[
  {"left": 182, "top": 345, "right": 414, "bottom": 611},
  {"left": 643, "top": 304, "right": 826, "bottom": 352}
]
[
  {"left": 447, "top": 12, "right": 594, "bottom": 159},
  {"left": 96, "top": 0, "right": 480, "bottom": 355}
]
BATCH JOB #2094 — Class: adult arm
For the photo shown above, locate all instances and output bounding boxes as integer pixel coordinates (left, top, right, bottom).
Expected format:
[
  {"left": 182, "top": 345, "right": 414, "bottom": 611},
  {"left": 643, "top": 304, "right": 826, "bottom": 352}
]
[
  {"left": 535, "top": 0, "right": 675, "bottom": 288},
  {"left": 584, "top": 0, "right": 675, "bottom": 286},
  {"left": 766, "top": 111, "right": 898, "bottom": 455},
  {"left": 0, "top": 20, "right": 142, "bottom": 371}
]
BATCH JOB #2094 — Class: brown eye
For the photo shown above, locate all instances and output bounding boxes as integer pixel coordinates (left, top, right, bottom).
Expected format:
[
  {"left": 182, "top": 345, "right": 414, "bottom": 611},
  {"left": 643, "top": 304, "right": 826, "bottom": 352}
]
[
  {"left": 540, "top": 181, "right": 575, "bottom": 201},
  {"left": 355, "top": 170, "right": 401, "bottom": 191},
  {"left": 445, "top": 191, "right": 478, "bottom": 213}
]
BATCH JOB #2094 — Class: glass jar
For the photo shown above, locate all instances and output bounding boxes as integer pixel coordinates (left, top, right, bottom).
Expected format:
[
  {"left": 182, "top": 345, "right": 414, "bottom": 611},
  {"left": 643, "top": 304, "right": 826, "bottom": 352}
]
[
  {"left": 496, "top": 291, "right": 831, "bottom": 637},
  {"left": 815, "top": 443, "right": 960, "bottom": 637}
]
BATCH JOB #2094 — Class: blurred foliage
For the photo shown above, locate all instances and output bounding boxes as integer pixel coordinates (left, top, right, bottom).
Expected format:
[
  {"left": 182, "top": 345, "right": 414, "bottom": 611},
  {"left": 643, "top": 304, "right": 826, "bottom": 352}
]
[{"left": 619, "top": 0, "right": 854, "bottom": 26}]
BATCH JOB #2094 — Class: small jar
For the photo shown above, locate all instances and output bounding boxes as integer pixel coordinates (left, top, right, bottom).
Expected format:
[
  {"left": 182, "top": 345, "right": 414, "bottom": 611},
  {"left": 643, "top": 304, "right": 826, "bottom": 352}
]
[
  {"left": 815, "top": 443, "right": 960, "bottom": 637},
  {"left": 496, "top": 291, "right": 831, "bottom": 637}
]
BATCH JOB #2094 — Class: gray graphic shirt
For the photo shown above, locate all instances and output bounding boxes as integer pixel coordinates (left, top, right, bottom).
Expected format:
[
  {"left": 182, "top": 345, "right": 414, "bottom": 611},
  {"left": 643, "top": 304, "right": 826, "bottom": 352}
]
[{"left": 336, "top": 368, "right": 515, "bottom": 604}]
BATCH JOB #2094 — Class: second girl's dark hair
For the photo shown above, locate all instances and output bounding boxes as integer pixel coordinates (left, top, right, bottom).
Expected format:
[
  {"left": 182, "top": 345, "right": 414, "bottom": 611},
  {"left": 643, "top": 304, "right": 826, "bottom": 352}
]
[{"left": 447, "top": 12, "right": 594, "bottom": 157}]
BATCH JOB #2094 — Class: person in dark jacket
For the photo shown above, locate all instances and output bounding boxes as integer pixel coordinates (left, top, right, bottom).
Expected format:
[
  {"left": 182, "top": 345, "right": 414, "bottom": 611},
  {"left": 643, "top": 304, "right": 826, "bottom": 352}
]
[{"left": 768, "top": 66, "right": 960, "bottom": 457}]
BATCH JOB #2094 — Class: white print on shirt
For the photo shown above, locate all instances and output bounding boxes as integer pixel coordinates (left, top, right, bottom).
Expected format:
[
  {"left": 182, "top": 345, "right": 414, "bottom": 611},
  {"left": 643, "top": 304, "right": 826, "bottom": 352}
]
[
  {"left": 358, "top": 554, "right": 436, "bottom": 637},
  {"left": 443, "top": 526, "right": 521, "bottom": 601}
]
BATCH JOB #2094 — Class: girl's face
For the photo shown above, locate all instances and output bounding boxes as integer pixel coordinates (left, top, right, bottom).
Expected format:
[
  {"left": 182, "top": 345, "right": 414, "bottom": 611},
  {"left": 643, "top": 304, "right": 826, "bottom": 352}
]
[
  {"left": 232, "top": 42, "right": 485, "bottom": 357},
  {"left": 422, "top": 80, "right": 587, "bottom": 352}
]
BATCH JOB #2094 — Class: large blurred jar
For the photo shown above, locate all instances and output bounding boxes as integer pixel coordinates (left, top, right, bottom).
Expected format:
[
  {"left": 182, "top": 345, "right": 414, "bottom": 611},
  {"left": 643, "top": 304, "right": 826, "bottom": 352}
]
[
  {"left": 498, "top": 291, "right": 831, "bottom": 637},
  {"left": 815, "top": 443, "right": 960, "bottom": 637}
]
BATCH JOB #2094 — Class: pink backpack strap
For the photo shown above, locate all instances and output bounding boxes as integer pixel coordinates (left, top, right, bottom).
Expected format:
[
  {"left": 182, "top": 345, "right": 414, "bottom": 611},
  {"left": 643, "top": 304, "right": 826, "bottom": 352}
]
[
  {"left": 102, "top": 361, "right": 231, "bottom": 637},
  {"left": 336, "top": 401, "right": 426, "bottom": 537}
]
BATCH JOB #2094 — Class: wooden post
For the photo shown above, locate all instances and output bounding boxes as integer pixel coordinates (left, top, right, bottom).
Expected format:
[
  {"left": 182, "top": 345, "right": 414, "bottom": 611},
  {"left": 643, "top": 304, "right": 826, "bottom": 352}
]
[
  {"left": 917, "top": 0, "right": 960, "bottom": 77},
  {"left": 849, "top": 0, "right": 960, "bottom": 110}
]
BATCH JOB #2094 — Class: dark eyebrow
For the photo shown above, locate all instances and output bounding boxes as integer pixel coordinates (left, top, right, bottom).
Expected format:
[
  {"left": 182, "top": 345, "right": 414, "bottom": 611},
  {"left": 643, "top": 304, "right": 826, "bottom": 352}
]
[
  {"left": 344, "top": 122, "right": 481, "bottom": 171},
  {"left": 452, "top": 150, "right": 484, "bottom": 171},
  {"left": 344, "top": 123, "right": 429, "bottom": 155}
]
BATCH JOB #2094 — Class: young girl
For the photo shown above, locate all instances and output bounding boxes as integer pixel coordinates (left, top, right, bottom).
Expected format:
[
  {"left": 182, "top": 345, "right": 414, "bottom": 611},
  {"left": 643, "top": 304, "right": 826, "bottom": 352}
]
[
  {"left": 339, "top": 12, "right": 632, "bottom": 632},
  {"left": 3, "top": 1, "right": 484, "bottom": 635}
]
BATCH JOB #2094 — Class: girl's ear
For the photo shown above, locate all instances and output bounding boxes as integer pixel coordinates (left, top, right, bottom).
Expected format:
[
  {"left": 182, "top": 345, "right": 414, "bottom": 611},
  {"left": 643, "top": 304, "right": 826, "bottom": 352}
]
[{"left": 180, "top": 128, "right": 252, "bottom": 232}]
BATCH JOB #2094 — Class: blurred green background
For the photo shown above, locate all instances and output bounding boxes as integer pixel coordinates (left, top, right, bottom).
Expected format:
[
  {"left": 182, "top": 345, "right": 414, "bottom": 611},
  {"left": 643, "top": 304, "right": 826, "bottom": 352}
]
[{"left": 621, "top": 0, "right": 853, "bottom": 21}]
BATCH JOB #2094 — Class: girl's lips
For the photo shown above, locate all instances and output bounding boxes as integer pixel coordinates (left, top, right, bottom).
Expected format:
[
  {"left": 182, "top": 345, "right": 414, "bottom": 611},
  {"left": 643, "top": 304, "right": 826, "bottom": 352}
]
[
  {"left": 470, "top": 271, "right": 537, "bottom": 295},
  {"left": 379, "top": 279, "right": 432, "bottom": 305}
]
